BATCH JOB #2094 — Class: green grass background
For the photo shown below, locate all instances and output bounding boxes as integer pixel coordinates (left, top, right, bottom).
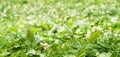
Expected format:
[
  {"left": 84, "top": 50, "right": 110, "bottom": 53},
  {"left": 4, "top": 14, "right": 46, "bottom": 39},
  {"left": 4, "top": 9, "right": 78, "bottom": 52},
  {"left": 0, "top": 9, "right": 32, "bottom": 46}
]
[{"left": 0, "top": 0, "right": 120, "bottom": 57}]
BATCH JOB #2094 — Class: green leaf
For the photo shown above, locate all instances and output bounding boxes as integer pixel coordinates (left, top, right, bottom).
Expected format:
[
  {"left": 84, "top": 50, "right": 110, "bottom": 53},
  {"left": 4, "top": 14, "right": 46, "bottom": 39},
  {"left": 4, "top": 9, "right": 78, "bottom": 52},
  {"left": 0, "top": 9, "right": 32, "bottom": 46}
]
[
  {"left": 19, "top": 50, "right": 27, "bottom": 57},
  {"left": 26, "top": 27, "right": 35, "bottom": 43},
  {"left": 0, "top": 38, "right": 6, "bottom": 48},
  {"left": 88, "top": 31, "right": 101, "bottom": 44},
  {"left": 0, "top": 50, "right": 10, "bottom": 57},
  {"left": 111, "top": 51, "right": 119, "bottom": 57}
]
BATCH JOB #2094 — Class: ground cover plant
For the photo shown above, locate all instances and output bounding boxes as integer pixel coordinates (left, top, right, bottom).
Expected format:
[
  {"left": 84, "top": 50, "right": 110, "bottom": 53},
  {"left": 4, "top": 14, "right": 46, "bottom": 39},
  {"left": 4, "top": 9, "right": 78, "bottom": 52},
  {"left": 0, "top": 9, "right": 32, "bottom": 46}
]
[{"left": 0, "top": 0, "right": 120, "bottom": 57}]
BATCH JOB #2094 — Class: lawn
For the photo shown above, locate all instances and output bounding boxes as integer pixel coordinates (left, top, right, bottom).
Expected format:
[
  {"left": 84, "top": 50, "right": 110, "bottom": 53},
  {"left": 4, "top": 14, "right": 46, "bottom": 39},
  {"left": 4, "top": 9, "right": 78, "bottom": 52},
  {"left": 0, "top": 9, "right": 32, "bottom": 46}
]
[{"left": 0, "top": 0, "right": 120, "bottom": 57}]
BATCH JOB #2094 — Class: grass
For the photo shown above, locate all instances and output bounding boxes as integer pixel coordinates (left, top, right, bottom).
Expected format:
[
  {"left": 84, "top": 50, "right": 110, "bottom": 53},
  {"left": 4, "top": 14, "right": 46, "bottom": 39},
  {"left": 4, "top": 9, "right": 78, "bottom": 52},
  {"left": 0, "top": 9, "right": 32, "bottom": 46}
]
[{"left": 0, "top": 0, "right": 120, "bottom": 57}]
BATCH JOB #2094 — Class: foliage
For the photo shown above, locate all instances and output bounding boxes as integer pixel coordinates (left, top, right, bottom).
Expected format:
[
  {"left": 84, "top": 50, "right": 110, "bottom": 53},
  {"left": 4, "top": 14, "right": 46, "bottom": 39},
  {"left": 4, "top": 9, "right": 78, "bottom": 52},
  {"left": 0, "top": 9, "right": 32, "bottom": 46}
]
[{"left": 0, "top": 0, "right": 120, "bottom": 57}]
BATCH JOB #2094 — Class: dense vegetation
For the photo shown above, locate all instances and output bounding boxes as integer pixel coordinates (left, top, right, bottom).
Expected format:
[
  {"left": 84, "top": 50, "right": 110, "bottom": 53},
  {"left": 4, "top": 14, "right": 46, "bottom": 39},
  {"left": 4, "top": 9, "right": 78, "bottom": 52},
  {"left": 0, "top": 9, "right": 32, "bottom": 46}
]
[{"left": 0, "top": 0, "right": 120, "bottom": 57}]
